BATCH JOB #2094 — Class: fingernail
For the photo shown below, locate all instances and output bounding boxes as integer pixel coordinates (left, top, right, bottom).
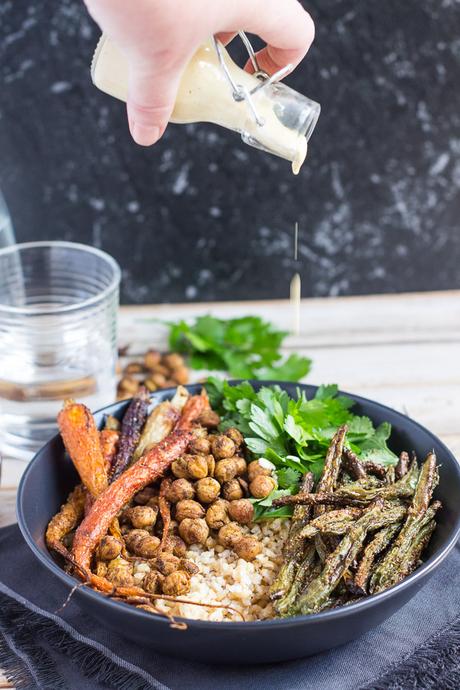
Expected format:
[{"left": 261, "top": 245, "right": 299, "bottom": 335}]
[{"left": 130, "top": 122, "right": 161, "bottom": 146}]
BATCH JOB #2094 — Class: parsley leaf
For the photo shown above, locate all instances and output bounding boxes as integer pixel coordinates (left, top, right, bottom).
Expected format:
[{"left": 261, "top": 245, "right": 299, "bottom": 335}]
[
  {"left": 167, "top": 315, "right": 311, "bottom": 382},
  {"left": 277, "top": 467, "right": 302, "bottom": 489},
  {"left": 207, "top": 379, "right": 398, "bottom": 520}
]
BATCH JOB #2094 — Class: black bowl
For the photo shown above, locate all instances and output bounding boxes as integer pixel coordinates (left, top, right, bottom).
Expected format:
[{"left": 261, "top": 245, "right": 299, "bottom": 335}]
[{"left": 17, "top": 382, "right": 460, "bottom": 664}]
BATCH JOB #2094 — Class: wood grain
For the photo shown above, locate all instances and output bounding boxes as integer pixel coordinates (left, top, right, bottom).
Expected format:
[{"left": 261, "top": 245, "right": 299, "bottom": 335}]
[{"left": 1, "top": 291, "right": 459, "bottom": 687}]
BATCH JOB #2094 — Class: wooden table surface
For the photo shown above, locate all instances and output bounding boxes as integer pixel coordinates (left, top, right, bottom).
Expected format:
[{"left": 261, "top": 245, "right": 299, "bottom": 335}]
[{"left": 1, "top": 290, "right": 459, "bottom": 687}]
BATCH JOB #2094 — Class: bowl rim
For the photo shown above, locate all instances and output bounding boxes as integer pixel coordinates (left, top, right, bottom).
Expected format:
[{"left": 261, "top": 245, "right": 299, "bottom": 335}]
[{"left": 17, "top": 380, "right": 460, "bottom": 630}]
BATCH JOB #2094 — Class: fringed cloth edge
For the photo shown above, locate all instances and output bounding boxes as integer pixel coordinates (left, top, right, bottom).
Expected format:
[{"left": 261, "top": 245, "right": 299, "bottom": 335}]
[{"left": 0, "top": 586, "right": 166, "bottom": 690}]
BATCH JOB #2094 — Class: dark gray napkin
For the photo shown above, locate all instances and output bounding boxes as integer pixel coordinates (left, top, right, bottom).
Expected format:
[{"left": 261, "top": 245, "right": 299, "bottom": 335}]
[{"left": 1, "top": 523, "right": 460, "bottom": 690}]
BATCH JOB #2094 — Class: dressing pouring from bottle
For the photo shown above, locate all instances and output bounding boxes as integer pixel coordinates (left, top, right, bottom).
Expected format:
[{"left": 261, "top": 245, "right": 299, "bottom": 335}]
[{"left": 91, "top": 32, "right": 320, "bottom": 174}]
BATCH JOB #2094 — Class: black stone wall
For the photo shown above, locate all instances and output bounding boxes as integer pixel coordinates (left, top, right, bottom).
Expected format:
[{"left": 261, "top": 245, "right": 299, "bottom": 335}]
[{"left": 1, "top": 0, "right": 459, "bottom": 303}]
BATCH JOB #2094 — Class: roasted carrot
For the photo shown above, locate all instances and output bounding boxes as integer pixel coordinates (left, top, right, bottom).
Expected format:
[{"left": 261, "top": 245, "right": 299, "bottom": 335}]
[
  {"left": 71, "top": 393, "right": 206, "bottom": 577},
  {"left": 58, "top": 400, "right": 108, "bottom": 498},
  {"left": 110, "top": 387, "right": 150, "bottom": 481},
  {"left": 99, "top": 429, "right": 119, "bottom": 471},
  {"left": 45, "top": 484, "right": 86, "bottom": 558},
  {"left": 159, "top": 478, "right": 173, "bottom": 551}
]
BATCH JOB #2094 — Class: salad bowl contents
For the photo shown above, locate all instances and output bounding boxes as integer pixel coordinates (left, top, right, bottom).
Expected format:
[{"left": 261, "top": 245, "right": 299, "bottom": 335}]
[{"left": 17, "top": 382, "right": 460, "bottom": 663}]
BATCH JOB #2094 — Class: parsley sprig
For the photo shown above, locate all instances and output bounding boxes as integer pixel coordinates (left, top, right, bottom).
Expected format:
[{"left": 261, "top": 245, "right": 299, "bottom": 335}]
[
  {"left": 168, "top": 315, "right": 311, "bottom": 382},
  {"left": 206, "top": 379, "right": 398, "bottom": 521}
]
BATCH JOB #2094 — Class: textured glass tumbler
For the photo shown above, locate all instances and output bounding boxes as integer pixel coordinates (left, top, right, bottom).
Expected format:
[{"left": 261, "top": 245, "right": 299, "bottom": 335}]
[{"left": 0, "top": 241, "right": 121, "bottom": 460}]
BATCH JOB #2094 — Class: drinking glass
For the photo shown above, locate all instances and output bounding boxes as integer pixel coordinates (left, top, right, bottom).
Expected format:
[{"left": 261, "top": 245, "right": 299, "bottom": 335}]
[
  {"left": 0, "top": 191, "right": 15, "bottom": 249},
  {"left": 0, "top": 241, "right": 121, "bottom": 460}
]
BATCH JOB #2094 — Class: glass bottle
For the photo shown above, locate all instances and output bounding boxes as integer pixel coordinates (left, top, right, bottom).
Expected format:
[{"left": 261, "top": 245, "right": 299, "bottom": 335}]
[{"left": 91, "top": 35, "right": 320, "bottom": 174}]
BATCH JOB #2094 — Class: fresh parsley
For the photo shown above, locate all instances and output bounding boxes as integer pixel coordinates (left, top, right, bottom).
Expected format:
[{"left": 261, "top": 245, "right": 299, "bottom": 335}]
[
  {"left": 167, "top": 315, "right": 311, "bottom": 382},
  {"left": 206, "top": 378, "right": 398, "bottom": 521}
]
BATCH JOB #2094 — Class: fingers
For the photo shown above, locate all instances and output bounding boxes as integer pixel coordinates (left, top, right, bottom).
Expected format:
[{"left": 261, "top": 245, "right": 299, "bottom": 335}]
[
  {"left": 227, "top": 0, "right": 315, "bottom": 75},
  {"left": 126, "top": 60, "right": 186, "bottom": 146},
  {"left": 215, "top": 31, "right": 237, "bottom": 47}
]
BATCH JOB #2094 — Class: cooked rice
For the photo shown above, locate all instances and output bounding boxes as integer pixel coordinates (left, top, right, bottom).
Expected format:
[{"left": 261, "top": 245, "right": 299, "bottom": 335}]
[{"left": 153, "top": 518, "right": 289, "bottom": 622}]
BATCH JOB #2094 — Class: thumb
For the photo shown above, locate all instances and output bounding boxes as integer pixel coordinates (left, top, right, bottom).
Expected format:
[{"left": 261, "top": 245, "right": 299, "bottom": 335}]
[{"left": 126, "top": 61, "right": 185, "bottom": 146}]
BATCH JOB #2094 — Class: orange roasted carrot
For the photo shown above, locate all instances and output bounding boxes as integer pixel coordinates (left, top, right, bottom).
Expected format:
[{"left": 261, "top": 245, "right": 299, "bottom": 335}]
[
  {"left": 71, "top": 393, "right": 206, "bottom": 576},
  {"left": 99, "top": 429, "right": 120, "bottom": 471},
  {"left": 72, "top": 429, "right": 192, "bottom": 574},
  {"left": 159, "top": 477, "right": 172, "bottom": 551},
  {"left": 45, "top": 484, "right": 86, "bottom": 558},
  {"left": 58, "top": 400, "right": 108, "bottom": 498}
]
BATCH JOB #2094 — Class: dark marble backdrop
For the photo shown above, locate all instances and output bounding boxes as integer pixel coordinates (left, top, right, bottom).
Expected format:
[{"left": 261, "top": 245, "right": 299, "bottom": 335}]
[{"left": 0, "top": 0, "right": 459, "bottom": 303}]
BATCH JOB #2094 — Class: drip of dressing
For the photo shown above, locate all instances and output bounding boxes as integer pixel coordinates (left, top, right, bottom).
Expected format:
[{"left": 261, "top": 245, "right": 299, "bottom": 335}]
[
  {"left": 292, "top": 141, "right": 308, "bottom": 175},
  {"left": 91, "top": 36, "right": 314, "bottom": 174},
  {"left": 290, "top": 273, "right": 301, "bottom": 336},
  {"left": 290, "top": 222, "right": 301, "bottom": 334}
]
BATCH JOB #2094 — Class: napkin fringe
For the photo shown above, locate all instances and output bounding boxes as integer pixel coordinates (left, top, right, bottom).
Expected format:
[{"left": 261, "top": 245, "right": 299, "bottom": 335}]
[
  {"left": 363, "top": 611, "right": 460, "bottom": 689},
  {"left": 0, "top": 627, "right": 41, "bottom": 690},
  {"left": 0, "top": 591, "right": 152, "bottom": 690}
]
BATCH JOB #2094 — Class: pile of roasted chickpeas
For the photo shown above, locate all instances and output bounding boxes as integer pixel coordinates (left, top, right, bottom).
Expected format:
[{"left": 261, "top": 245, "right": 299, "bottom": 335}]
[
  {"left": 95, "top": 411, "right": 278, "bottom": 598},
  {"left": 117, "top": 350, "right": 189, "bottom": 400}
]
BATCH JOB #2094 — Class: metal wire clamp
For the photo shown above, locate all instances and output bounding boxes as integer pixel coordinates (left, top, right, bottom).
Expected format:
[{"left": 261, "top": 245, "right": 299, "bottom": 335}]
[{"left": 213, "top": 31, "right": 293, "bottom": 128}]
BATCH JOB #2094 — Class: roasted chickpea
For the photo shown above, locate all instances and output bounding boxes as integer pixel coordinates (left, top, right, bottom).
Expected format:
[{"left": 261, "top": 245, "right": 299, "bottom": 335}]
[
  {"left": 165, "top": 379, "right": 179, "bottom": 388},
  {"left": 233, "top": 456, "right": 247, "bottom": 476},
  {"left": 162, "top": 570, "right": 191, "bottom": 596},
  {"left": 106, "top": 558, "right": 134, "bottom": 587},
  {"left": 205, "top": 499, "right": 230, "bottom": 530},
  {"left": 234, "top": 536, "right": 262, "bottom": 561},
  {"left": 144, "top": 377, "right": 158, "bottom": 392},
  {"left": 167, "top": 478, "right": 195, "bottom": 503},
  {"left": 125, "top": 529, "right": 160, "bottom": 558},
  {"left": 117, "top": 376, "right": 139, "bottom": 397},
  {"left": 179, "top": 518, "right": 209, "bottom": 545},
  {"left": 179, "top": 559, "right": 199, "bottom": 575},
  {"left": 228, "top": 499, "right": 254, "bottom": 525},
  {"left": 195, "top": 477, "right": 221, "bottom": 503},
  {"left": 188, "top": 436, "right": 211, "bottom": 455},
  {"left": 162, "top": 534, "right": 187, "bottom": 558},
  {"left": 225, "top": 427, "right": 244, "bottom": 447},
  {"left": 154, "top": 553, "right": 181, "bottom": 576},
  {"left": 198, "top": 409, "right": 220, "bottom": 429},
  {"left": 192, "top": 426, "right": 208, "bottom": 439},
  {"left": 150, "top": 363, "right": 170, "bottom": 376},
  {"left": 97, "top": 535, "right": 123, "bottom": 561},
  {"left": 171, "top": 457, "right": 189, "bottom": 479},
  {"left": 222, "top": 479, "right": 244, "bottom": 501},
  {"left": 214, "top": 458, "right": 238, "bottom": 484},
  {"left": 185, "top": 454, "right": 209, "bottom": 479},
  {"left": 250, "top": 475, "right": 277, "bottom": 499},
  {"left": 125, "top": 505, "right": 158, "bottom": 529},
  {"left": 144, "top": 349, "right": 161, "bottom": 370},
  {"left": 206, "top": 454, "right": 216, "bottom": 477},
  {"left": 237, "top": 477, "right": 249, "bottom": 496},
  {"left": 172, "top": 365, "right": 189, "bottom": 385},
  {"left": 247, "top": 459, "right": 273, "bottom": 482},
  {"left": 151, "top": 373, "right": 167, "bottom": 387},
  {"left": 175, "top": 499, "right": 205, "bottom": 522},
  {"left": 133, "top": 487, "right": 157, "bottom": 505},
  {"left": 211, "top": 435, "right": 236, "bottom": 459},
  {"left": 123, "top": 361, "right": 145, "bottom": 375},
  {"left": 142, "top": 570, "right": 164, "bottom": 594},
  {"left": 218, "top": 522, "right": 244, "bottom": 549},
  {"left": 95, "top": 561, "right": 108, "bottom": 578},
  {"left": 163, "top": 353, "right": 185, "bottom": 369}
]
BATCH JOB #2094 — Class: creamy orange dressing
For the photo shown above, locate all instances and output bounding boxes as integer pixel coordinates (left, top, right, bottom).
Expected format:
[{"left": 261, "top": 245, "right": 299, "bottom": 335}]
[{"left": 91, "top": 36, "right": 309, "bottom": 174}]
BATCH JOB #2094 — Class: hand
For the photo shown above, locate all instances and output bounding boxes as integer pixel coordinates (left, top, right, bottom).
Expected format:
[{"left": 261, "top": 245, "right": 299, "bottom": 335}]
[{"left": 84, "top": 0, "right": 315, "bottom": 146}]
